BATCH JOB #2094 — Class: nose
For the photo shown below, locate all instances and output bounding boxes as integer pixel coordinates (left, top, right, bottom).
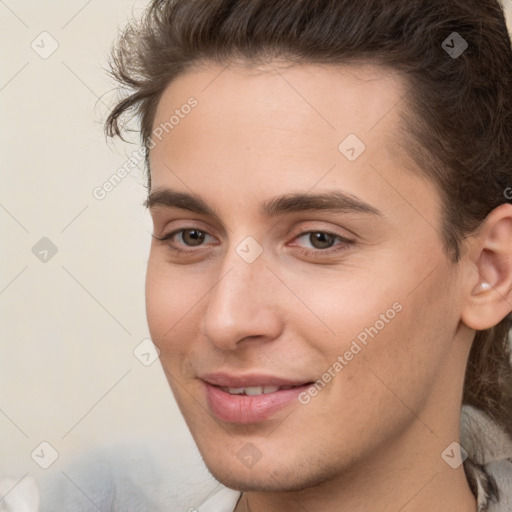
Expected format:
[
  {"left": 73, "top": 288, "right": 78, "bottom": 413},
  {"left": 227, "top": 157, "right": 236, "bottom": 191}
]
[{"left": 200, "top": 246, "right": 283, "bottom": 351}]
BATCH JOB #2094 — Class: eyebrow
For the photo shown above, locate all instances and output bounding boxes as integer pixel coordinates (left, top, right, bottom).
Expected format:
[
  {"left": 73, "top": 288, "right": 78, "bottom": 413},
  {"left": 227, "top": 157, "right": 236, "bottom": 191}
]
[{"left": 144, "top": 187, "right": 382, "bottom": 218}]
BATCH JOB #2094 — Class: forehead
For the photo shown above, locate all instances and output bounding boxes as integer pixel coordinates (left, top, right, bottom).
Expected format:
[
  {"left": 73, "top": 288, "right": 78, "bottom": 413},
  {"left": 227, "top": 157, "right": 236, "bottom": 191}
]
[
  {"left": 148, "top": 61, "right": 439, "bottom": 227},
  {"left": 151, "top": 62, "right": 409, "bottom": 158}
]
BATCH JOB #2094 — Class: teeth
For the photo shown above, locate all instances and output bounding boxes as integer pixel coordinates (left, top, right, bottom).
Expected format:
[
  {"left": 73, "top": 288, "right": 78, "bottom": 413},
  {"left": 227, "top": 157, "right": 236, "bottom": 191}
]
[
  {"left": 226, "top": 387, "right": 245, "bottom": 394},
  {"left": 222, "top": 385, "right": 283, "bottom": 395},
  {"left": 245, "top": 386, "right": 264, "bottom": 396}
]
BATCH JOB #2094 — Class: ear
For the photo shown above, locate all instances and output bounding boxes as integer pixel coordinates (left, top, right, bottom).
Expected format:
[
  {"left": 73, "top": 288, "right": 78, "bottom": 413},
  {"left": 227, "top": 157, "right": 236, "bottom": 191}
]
[{"left": 461, "top": 203, "right": 512, "bottom": 331}]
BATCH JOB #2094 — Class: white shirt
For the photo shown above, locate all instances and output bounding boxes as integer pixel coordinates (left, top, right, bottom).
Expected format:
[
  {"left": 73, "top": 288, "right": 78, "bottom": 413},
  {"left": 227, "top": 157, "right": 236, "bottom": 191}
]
[{"left": 195, "top": 485, "right": 241, "bottom": 512}]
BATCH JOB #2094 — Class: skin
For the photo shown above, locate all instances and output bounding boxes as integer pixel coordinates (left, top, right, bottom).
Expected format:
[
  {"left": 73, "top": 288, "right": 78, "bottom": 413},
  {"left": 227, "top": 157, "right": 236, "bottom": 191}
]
[{"left": 145, "top": 61, "right": 512, "bottom": 511}]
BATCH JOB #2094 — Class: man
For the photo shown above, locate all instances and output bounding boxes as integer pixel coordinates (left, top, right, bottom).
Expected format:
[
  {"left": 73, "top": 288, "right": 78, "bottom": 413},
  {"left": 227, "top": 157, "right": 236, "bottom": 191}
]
[{"left": 104, "top": 0, "right": 512, "bottom": 510}]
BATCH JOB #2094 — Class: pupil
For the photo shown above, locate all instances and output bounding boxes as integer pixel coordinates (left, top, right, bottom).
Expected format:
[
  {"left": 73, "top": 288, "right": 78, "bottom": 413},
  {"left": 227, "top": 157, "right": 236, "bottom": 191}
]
[
  {"left": 311, "top": 232, "right": 334, "bottom": 249},
  {"left": 184, "top": 229, "right": 205, "bottom": 246}
]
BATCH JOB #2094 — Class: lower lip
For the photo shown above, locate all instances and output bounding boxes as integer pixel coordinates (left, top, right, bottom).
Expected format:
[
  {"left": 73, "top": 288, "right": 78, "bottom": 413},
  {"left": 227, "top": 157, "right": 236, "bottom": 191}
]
[{"left": 204, "top": 382, "right": 311, "bottom": 424}]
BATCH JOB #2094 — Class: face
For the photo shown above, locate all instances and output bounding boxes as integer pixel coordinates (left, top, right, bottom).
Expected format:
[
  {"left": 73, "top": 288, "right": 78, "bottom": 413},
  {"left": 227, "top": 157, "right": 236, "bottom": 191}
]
[{"left": 145, "top": 61, "right": 468, "bottom": 491}]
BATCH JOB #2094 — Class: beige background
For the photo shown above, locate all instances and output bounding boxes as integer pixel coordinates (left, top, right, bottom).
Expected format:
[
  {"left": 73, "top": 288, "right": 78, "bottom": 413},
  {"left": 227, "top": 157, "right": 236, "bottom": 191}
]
[
  {"left": 1, "top": 0, "right": 511, "bottom": 505},
  {"left": 0, "top": 0, "right": 207, "bottom": 490}
]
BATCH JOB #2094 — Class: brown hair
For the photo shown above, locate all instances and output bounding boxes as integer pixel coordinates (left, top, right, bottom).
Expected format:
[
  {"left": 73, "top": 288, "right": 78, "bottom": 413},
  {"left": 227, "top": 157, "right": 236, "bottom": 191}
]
[{"left": 105, "top": 0, "right": 512, "bottom": 434}]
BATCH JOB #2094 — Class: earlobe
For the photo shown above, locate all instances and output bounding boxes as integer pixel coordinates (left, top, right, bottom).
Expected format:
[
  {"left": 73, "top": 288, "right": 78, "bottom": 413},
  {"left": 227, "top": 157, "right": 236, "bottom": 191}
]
[{"left": 461, "top": 204, "right": 512, "bottom": 331}]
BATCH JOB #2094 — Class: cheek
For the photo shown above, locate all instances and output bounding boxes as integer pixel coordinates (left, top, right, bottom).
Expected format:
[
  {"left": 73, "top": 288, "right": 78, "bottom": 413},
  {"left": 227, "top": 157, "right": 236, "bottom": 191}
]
[
  {"left": 277, "top": 262, "right": 405, "bottom": 352},
  {"left": 145, "top": 256, "right": 202, "bottom": 360},
  {"left": 292, "top": 258, "right": 455, "bottom": 398},
  {"left": 328, "top": 272, "right": 457, "bottom": 415}
]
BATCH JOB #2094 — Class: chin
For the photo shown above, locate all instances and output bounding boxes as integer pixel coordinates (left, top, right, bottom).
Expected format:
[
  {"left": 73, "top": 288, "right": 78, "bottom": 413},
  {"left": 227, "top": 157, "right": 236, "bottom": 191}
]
[
  {"left": 206, "top": 469, "right": 301, "bottom": 493},
  {"left": 200, "top": 450, "right": 336, "bottom": 493}
]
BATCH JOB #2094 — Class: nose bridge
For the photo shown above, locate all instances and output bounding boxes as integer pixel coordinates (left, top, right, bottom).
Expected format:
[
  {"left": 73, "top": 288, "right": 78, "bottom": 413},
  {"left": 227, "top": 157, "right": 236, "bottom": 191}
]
[{"left": 200, "top": 242, "right": 281, "bottom": 349}]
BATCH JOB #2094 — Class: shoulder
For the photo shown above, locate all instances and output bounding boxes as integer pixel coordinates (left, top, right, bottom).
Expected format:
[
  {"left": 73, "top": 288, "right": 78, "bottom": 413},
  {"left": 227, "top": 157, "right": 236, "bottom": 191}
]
[
  {"left": 35, "top": 439, "right": 217, "bottom": 512},
  {"left": 461, "top": 405, "right": 512, "bottom": 511}
]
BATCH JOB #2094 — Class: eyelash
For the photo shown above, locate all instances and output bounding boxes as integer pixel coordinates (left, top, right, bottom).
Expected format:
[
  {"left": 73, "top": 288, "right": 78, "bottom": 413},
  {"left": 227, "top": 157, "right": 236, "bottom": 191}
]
[{"left": 152, "top": 228, "right": 354, "bottom": 258}]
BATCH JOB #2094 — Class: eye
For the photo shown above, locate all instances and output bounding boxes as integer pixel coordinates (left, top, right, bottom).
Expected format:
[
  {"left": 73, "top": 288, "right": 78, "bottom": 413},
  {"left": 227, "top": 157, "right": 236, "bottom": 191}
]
[
  {"left": 290, "top": 230, "right": 354, "bottom": 257},
  {"left": 176, "top": 228, "right": 208, "bottom": 246},
  {"left": 152, "top": 228, "right": 216, "bottom": 251},
  {"left": 297, "top": 232, "right": 338, "bottom": 249},
  {"left": 152, "top": 227, "right": 354, "bottom": 260}
]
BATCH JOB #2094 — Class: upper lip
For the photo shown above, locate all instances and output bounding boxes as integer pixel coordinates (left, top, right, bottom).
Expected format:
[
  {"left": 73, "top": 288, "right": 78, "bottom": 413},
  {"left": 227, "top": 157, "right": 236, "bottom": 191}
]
[{"left": 200, "top": 372, "right": 312, "bottom": 388}]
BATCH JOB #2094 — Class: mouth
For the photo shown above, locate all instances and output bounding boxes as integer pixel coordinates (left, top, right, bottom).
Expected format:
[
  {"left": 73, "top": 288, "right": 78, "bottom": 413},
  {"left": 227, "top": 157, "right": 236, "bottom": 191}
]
[
  {"left": 201, "top": 373, "right": 314, "bottom": 424},
  {"left": 219, "top": 384, "right": 304, "bottom": 395}
]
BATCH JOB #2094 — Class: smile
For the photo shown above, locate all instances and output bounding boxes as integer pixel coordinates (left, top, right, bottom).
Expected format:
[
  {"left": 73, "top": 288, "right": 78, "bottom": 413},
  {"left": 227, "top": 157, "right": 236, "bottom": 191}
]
[{"left": 201, "top": 374, "right": 314, "bottom": 424}]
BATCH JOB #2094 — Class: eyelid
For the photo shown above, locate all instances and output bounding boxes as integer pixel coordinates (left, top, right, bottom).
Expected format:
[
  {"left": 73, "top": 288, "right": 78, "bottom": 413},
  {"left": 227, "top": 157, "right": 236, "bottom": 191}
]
[
  {"left": 151, "top": 212, "right": 227, "bottom": 238},
  {"left": 288, "top": 220, "right": 359, "bottom": 240},
  {"left": 153, "top": 227, "right": 218, "bottom": 246},
  {"left": 153, "top": 217, "right": 220, "bottom": 240},
  {"left": 289, "top": 230, "right": 354, "bottom": 247}
]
